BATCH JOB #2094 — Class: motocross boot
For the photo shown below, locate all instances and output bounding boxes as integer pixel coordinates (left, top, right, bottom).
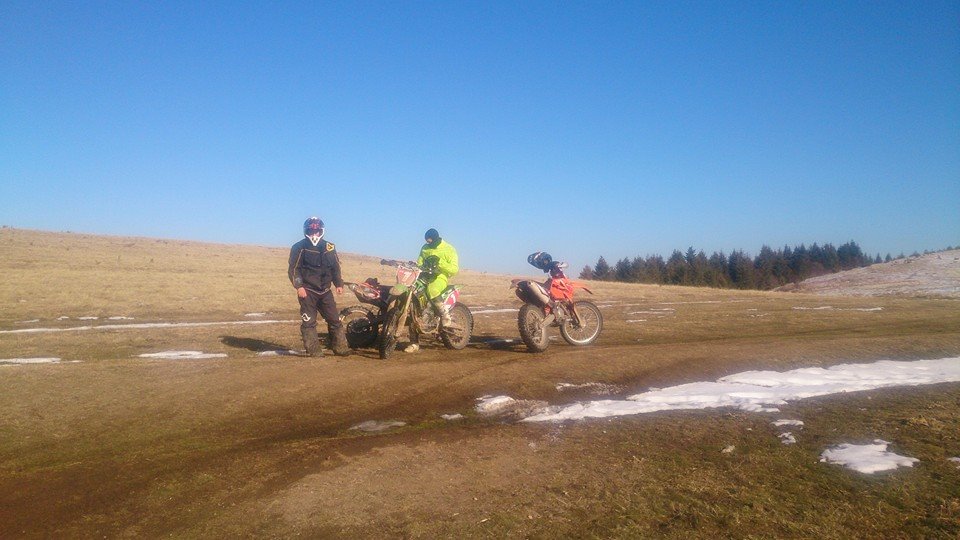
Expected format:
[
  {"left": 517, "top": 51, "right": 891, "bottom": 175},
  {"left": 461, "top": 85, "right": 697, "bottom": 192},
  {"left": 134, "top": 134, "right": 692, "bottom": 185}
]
[
  {"left": 433, "top": 299, "right": 461, "bottom": 330},
  {"left": 330, "top": 325, "right": 352, "bottom": 357},
  {"left": 301, "top": 327, "right": 323, "bottom": 357}
]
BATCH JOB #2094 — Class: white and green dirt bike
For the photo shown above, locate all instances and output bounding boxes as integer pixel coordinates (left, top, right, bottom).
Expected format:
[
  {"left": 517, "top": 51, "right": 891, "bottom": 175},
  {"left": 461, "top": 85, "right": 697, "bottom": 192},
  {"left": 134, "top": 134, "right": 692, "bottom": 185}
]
[{"left": 376, "top": 259, "right": 473, "bottom": 359}]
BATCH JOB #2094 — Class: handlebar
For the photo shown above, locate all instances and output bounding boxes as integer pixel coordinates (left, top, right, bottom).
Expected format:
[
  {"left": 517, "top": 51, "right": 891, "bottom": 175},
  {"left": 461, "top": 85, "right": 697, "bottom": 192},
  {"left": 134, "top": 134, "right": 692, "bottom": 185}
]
[{"left": 380, "top": 259, "right": 417, "bottom": 267}]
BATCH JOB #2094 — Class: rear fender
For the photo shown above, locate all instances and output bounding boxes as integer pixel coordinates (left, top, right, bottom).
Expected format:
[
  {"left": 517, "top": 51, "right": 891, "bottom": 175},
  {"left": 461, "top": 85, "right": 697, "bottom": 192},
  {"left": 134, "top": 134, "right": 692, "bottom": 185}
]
[{"left": 439, "top": 285, "right": 461, "bottom": 308}]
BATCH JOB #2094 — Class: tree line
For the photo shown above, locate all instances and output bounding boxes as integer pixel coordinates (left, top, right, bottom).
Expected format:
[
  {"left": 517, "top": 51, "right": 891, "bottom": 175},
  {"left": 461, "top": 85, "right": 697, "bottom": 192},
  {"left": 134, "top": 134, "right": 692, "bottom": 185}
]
[{"left": 578, "top": 241, "right": 948, "bottom": 290}]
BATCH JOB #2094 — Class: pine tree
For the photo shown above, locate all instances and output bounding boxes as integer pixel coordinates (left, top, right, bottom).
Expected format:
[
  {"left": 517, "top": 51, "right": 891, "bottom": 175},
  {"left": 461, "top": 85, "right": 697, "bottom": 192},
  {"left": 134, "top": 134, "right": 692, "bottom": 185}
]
[{"left": 593, "top": 257, "right": 611, "bottom": 281}]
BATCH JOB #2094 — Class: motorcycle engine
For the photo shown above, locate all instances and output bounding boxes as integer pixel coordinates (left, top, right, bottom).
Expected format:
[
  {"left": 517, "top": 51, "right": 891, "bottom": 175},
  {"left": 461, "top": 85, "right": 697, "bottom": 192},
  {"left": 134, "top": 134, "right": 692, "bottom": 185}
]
[{"left": 419, "top": 307, "right": 439, "bottom": 330}]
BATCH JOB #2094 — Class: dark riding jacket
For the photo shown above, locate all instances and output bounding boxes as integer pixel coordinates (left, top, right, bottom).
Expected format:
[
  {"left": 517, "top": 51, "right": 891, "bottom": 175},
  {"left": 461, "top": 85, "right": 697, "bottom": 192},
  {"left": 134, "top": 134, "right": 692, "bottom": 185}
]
[{"left": 288, "top": 238, "right": 344, "bottom": 292}]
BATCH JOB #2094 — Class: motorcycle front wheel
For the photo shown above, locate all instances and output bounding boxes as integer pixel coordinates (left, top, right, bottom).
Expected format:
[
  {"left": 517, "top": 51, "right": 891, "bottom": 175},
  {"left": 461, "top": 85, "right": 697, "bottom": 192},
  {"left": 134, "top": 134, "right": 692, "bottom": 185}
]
[
  {"left": 340, "top": 306, "right": 379, "bottom": 349},
  {"left": 378, "top": 307, "right": 401, "bottom": 359},
  {"left": 440, "top": 303, "right": 473, "bottom": 350},
  {"left": 518, "top": 303, "right": 550, "bottom": 352},
  {"left": 560, "top": 300, "right": 603, "bottom": 346}
]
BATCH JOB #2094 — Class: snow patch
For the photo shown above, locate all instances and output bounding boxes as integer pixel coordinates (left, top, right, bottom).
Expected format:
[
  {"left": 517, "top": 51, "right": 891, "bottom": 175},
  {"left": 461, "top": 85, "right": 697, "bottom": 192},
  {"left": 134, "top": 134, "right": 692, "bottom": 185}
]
[
  {"left": 778, "top": 432, "right": 797, "bottom": 445},
  {"left": 523, "top": 357, "right": 960, "bottom": 422},
  {"left": 476, "top": 395, "right": 516, "bottom": 414},
  {"left": 441, "top": 414, "right": 464, "bottom": 421},
  {"left": 350, "top": 420, "right": 406, "bottom": 432},
  {"left": 473, "top": 308, "right": 519, "bottom": 314},
  {"left": 138, "top": 351, "right": 227, "bottom": 360},
  {"left": 244, "top": 312, "right": 267, "bottom": 317},
  {"left": 0, "top": 319, "right": 297, "bottom": 335},
  {"left": 792, "top": 306, "right": 883, "bottom": 312},
  {"left": 820, "top": 440, "right": 919, "bottom": 474},
  {"left": 949, "top": 457, "right": 960, "bottom": 468},
  {"left": 0, "top": 357, "right": 62, "bottom": 365},
  {"left": 476, "top": 395, "right": 548, "bottom": 420},
  {"left": 772, "top": 419, "right": 804, "bottom": 427},
  {"left": 108, "top": 316, "right": 135, "bottom": 320},
  {"left": 256, "top": 349, "right": 304, "bottom": 357},
  {"left": 625, "top": 319, "right": 647, "bottom": 323}
]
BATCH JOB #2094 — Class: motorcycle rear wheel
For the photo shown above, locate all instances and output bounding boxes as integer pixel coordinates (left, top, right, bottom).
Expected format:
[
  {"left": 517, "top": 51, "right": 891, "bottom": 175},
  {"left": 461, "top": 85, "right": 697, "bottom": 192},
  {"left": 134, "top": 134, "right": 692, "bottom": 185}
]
[
  {"left": 560, "top": 300, "right": 603, "bottom": 346},
  {"left": 440, "top": 303, "right": 473, "bottom": 350},
  {"left": 340, "top": 306, "right": 379, "bottom": 349},
  {"left": 518, "top": 303, "right": 550, "bottom": 352},
  {"left": 378, "top": 307, "right": 401, "bottom": 359}
]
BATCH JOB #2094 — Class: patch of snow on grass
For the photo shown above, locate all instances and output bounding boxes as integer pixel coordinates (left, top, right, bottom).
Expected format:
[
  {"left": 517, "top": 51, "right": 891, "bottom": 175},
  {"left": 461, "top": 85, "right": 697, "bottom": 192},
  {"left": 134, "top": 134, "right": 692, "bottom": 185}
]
[
  {"left": 949, "top": 457, "right": 960, "bottom": 468},
  {"left": 78, "top": 316, "right": 99, "bottom": 320},
  {"left": 0, "top": 357, "right": 62, "bottom": 365},
  {"left": 792, "top": 306, "right": 883, "bottom": 312},
  {"left": 524, "top": 357, "right": 960, "bottom": 422},
  {"left": 441, "top": 414, "right": 464, "bottom": 421},
  {"left": 476, "top": 395, "right": 516, "bottom": 414},
  {"left": 138, "top": 351, "right": 227, "bottom": 360},
  {"left": 778, "top": 432, "right": 797, "bottom": 445},
  {"left": 773, "top": 419, "right": 804, "bottom": 427},
  {"left": 0, "top": 319, "right": 297, "bottom": 335},
  {"left": 625, "top": 319, "right": 647, "bottom": 323},
  {"left": 820, "top": 440, "right": 919, "bottom": 474},
  {"left": 108, "top": 316, "right": 135, "bottom": 320},
  {"left": 256, "top": 350, "right": 303, "bottom": 357},
  {"left": 473, "top": 308, "right": 519, "bottom": 314},
  {"left": 16, "top": 319, "right": 41, "bottom": 324},
  {"left": 350, "top": 420, "right": 406, "bottom": 432}
]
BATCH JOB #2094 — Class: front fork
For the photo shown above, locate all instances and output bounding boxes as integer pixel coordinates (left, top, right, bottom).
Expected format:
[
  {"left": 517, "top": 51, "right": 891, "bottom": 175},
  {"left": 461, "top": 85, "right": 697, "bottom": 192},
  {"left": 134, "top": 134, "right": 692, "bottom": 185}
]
[{"left": 541, "top": 302, "right": 581, "bottom": 329}]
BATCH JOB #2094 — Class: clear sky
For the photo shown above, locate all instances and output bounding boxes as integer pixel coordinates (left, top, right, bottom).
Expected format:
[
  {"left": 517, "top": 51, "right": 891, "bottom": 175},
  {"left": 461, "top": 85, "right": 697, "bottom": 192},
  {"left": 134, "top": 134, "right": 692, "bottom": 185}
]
[{"left": 2, "top": 1, "right": 958, "bottom": 275}]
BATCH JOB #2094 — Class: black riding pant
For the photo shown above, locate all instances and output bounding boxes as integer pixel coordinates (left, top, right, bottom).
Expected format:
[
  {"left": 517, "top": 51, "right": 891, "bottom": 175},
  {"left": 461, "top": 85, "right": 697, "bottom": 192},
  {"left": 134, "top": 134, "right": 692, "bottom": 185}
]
[{"left": 299, "top": 288, "right": 342, "bottom": 331}]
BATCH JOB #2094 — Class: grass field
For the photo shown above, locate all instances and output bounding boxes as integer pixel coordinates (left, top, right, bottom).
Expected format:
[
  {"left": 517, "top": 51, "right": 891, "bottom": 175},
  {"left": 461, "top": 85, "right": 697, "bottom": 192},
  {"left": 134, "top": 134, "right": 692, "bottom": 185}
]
[{"left": 1, "top": 227, "right": 958, "bottom": 538}]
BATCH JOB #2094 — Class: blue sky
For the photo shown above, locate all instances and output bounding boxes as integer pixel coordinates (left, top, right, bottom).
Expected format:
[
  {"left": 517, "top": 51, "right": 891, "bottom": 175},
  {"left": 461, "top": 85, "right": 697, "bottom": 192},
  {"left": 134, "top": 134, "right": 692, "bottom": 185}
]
[{"left": 2, "top": 1, "right": 957, "bottom": 275}]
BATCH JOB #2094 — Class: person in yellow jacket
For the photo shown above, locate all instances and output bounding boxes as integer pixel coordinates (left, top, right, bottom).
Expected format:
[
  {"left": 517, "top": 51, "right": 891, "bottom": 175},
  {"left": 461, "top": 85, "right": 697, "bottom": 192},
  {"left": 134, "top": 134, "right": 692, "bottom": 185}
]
[{"left": 405, "top": 228, "right": 459, "bottom": 353}]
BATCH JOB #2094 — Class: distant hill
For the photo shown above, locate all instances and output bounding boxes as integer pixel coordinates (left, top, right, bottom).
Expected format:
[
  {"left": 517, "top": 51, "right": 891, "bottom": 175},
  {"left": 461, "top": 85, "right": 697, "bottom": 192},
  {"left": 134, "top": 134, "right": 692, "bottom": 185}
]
[{"left": 777, "top": 250, "right": 960, "bottom": 299}]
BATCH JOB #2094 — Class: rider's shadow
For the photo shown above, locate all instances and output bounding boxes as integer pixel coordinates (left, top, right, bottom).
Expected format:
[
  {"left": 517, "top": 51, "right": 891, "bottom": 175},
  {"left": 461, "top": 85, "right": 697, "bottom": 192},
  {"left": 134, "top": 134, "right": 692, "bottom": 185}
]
[
  {"left": 471, "top": 336, "right": 525, "bottom": 352},
  {"left": 220, "top": 336, "right": 291, "bottom": 353}
]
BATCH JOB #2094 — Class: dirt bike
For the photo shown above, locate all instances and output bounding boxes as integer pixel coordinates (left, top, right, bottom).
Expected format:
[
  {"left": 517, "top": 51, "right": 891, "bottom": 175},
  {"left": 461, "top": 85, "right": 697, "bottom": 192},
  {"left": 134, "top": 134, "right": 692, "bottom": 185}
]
[
  {"left": 369, "top": 259, "right": 473, "bottom": 359},
  {"left": 339, "top": 276, "right": 393, "bottom": 349},
  {"left": 510, "top": 261, "right": 603, "bottom": 352}
]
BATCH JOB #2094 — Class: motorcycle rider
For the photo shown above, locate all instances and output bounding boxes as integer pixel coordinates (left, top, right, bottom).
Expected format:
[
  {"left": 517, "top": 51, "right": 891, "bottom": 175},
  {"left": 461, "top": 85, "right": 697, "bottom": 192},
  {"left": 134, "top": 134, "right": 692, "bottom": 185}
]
[
  {"left": 288, "top": 217, "right": 351, "bottom": 357},
  {"left": 404, "top": 228, "right": 459, "bottom": 353}
]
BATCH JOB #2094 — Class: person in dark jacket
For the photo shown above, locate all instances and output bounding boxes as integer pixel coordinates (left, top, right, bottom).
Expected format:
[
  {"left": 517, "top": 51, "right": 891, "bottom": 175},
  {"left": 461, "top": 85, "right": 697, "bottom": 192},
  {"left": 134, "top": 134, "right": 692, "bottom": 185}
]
[{"left": 288, "top": 217, "right": 350, "bottom": 357}]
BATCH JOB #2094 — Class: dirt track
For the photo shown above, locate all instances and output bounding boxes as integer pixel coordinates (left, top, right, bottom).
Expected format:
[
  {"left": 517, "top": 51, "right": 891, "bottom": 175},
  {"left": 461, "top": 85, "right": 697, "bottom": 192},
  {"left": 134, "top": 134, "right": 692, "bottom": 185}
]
[{"left": 3, "top": 292, "right": 960, "bottom": 537}]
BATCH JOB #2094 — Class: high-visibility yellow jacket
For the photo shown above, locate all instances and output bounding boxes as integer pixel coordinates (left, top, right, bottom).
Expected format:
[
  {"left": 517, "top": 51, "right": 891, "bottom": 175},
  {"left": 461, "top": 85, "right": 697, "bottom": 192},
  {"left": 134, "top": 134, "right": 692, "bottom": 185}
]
[{"left": 417, "top": 239, "right": 458, "bottom": 299}]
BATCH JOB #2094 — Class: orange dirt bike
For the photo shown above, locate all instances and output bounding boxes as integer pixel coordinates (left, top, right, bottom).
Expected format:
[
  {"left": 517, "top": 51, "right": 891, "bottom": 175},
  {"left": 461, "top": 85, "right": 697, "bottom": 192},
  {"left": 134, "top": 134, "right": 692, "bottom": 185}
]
[
  {"left": 343, "top": 259, "right": 473, "bottom": 359},
  {"left": 510, "top": 257, "right": 603, "bottom": 352}
]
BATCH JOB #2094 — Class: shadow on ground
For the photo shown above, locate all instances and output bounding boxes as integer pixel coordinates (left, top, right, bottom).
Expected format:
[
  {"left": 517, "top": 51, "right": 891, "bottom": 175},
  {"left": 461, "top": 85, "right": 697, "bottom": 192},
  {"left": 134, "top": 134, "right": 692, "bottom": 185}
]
[{"left": 220, "top": 336, "right": 292, "bottom": 352}]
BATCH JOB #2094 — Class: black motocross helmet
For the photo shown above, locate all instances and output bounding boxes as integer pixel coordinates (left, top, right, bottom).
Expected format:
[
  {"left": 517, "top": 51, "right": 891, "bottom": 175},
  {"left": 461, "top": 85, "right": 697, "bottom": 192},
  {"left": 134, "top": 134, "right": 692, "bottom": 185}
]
[
  {"left": 303, "top": 217, "right": 324, "bottom": 238},
  {"left": 527, "top": 251, "right": 554, "bottom": 272}
]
